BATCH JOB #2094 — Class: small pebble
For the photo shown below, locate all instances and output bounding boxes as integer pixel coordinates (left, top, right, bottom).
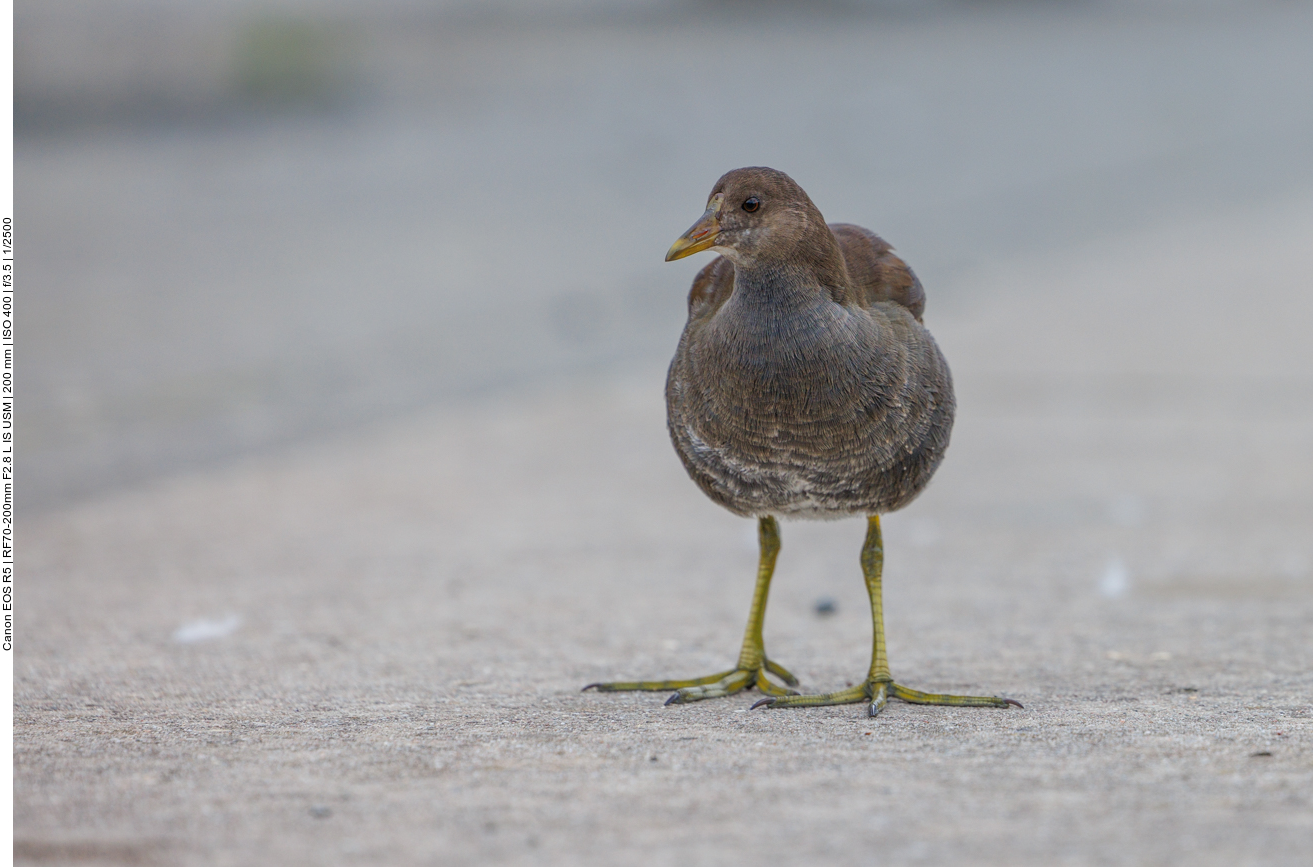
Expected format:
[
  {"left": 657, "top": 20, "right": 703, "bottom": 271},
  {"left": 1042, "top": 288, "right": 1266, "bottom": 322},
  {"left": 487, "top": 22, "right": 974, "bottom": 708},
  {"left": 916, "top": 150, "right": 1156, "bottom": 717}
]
[
  {"left": 813, "top": 597, "right": 838, "bottom": 616},
  {"left": 309, "top": 806, "right": 331, "bottom": 819}
]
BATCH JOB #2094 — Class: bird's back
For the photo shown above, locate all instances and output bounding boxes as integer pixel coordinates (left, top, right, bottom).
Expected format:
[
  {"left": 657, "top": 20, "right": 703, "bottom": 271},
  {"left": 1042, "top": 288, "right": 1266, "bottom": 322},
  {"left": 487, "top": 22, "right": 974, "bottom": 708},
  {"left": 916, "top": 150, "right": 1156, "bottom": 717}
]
[{"left": 667, "top": 224, "right": 954, "bottom": 519}]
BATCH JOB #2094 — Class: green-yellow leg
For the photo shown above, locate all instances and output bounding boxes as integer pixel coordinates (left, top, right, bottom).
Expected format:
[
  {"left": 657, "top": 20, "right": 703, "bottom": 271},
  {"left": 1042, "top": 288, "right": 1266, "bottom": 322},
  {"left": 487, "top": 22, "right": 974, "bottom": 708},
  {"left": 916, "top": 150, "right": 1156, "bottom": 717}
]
[
  {"left": 752, "top": 515, "right": 1022, "bottom": 718},
  {"left": 584, "top": 516, "right": 800, "bottom": 705}
]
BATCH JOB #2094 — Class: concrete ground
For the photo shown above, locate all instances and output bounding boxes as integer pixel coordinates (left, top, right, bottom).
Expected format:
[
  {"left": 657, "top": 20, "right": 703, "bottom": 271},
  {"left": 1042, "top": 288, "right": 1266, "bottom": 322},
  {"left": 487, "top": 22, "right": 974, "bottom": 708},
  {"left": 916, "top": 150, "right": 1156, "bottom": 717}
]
[{"left": 16, "top": 195, "right": 1313, "bottom": 865}]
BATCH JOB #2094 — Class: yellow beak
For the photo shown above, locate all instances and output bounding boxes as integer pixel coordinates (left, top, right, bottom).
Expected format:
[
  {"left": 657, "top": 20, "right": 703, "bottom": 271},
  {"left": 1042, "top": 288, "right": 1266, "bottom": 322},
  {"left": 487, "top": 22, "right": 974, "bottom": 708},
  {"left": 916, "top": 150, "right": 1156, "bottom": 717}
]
[{"left": 665, "top": 194, "right": 724, "bottom": 261}]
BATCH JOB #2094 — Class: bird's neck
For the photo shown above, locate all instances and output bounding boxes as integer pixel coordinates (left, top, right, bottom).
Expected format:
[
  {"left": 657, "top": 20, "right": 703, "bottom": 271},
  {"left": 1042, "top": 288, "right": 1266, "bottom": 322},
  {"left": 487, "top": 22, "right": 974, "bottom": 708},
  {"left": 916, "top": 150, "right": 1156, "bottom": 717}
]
[{"left": 731, "top": 256, "right": 851, "bottom": 311}]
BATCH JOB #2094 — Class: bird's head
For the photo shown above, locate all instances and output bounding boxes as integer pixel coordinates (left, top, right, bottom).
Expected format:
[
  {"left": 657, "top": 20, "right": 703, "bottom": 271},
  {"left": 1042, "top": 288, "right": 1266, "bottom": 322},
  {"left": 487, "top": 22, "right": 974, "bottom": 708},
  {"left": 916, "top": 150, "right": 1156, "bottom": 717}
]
[{"left": 665, "top": 167, "right": 833, "bottom": 270}]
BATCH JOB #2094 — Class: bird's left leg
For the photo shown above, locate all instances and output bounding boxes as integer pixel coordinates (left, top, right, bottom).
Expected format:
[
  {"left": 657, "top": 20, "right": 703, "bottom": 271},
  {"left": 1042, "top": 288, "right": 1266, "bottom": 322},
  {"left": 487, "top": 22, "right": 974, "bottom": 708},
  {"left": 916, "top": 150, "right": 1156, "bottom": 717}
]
[
  {"left": 583, "top": 516, "right": 799, "bottom": 704},
  {"left": 754, "top": 515, "right": 1021, "bottom": 717}
]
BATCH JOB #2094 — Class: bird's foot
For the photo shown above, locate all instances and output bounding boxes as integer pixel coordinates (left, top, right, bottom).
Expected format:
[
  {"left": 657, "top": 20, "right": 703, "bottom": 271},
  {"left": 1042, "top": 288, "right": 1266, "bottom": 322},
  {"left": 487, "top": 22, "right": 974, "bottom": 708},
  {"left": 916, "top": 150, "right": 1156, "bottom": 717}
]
[
  {"left": 583, "top": 658, "right": 800, "bottom": 705},
  {"left": 751, "top": 678, "right": 1022, "bottom": 717}
]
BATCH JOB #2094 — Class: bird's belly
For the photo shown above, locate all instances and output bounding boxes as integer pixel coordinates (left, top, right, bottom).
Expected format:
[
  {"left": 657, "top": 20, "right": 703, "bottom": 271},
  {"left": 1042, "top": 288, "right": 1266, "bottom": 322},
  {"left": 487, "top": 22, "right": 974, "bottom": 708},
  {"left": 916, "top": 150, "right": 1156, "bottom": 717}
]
[{"left": 672, "top": 414, "right": 911, "bottom": 519}]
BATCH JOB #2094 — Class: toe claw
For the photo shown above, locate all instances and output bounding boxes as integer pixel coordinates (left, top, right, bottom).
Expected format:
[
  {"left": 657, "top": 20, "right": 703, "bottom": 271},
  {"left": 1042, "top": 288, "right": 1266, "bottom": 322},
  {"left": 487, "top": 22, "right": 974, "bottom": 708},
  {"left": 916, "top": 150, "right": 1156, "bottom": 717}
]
[
  {"left": 750, "top": 698, "right": 776, "bottom": 710},
  {"left": 664, "top": 693, "right": 684, "bottom": 706},
  {"left": 1003, "top": 698, "right": 1024, "bottom": 709},
  {"left": 581, "top": 683, "right": 601, "bottom": 692}
]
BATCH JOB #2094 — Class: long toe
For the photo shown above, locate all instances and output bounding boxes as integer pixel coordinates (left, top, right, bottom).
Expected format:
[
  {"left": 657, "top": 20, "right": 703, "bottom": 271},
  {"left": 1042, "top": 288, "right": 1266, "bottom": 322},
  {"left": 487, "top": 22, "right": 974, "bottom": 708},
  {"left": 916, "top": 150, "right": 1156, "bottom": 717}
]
[
  {"left": 758, "top": 678, "right": 1021, "bottom": 715},
  {"left": 887, "top": 683, "right": 1021, "bottom": 709},
  {"left": 666, "top": 669, "right": 754, "bottom": 704},
  {"left": 756, "top": 683, "right": 871, "bottom": 709},
  {"left": 585, "top": 659, "right": 802, "bottom": 706},
  {"left": 582, "top": 669, "right": 738, "bottom": 693}
]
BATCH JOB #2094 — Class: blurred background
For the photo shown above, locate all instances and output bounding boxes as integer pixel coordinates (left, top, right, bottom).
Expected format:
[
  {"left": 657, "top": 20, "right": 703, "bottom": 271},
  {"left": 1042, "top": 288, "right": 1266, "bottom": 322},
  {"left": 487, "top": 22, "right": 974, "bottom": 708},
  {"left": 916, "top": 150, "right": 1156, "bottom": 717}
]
[{"left": 17, "top": 0, "right": 1313, "bottom": 511}]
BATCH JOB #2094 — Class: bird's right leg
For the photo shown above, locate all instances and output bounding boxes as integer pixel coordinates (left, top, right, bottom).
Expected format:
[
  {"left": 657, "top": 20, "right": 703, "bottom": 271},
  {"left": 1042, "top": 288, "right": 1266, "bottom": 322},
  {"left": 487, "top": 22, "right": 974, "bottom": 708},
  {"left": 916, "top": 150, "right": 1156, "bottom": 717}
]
[{"left": 583, "top": 516, "right": 800, "bottom": 705}]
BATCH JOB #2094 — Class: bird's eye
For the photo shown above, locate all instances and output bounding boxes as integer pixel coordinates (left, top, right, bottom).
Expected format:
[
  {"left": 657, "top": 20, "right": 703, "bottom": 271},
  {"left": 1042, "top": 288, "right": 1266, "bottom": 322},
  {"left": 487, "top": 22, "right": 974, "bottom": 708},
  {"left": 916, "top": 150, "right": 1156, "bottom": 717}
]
[{"left": 742, "top": 197, "right": 760, "bottom": 212}]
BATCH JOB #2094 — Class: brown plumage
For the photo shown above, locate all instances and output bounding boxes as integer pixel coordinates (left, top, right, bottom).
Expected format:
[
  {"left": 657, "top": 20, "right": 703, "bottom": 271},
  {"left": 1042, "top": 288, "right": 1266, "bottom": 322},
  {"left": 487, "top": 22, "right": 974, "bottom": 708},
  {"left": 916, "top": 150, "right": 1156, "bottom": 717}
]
[
  {"left": 583, "top": 166, "right": 1019, "bottom": 714},
  {"left": 665, "top": 166, "right": 953, "bottom": 519}
]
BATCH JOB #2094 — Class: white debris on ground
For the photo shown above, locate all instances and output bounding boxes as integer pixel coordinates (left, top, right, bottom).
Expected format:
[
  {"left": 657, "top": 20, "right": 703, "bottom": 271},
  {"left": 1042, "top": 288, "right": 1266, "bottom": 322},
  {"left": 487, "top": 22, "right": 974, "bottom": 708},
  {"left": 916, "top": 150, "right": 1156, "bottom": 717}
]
[
  {"left": 171, "top": 614, "right": 243, "bottom": 644},
  {"left": 1099, "top": 558, "right": 1132, "bottom": 599}
]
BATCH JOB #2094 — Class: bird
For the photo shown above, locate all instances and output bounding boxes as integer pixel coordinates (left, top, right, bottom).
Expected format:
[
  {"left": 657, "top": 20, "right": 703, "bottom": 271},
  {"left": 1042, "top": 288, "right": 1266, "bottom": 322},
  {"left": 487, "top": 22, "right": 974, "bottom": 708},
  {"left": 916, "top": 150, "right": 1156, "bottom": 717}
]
[{"left": 584, "top": 167, "right": 1021, "bottom": 717}]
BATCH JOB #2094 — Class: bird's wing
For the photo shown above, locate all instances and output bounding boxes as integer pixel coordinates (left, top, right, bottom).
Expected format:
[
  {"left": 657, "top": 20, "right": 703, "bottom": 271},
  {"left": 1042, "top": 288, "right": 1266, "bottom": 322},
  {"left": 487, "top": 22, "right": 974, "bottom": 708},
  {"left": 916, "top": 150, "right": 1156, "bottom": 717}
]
[
  {"left": 685, "top": 254, "right": 736, "bottom": 322},
  {"left": 829, "top": 223, "right": 926, "bottom": 322},
  {"left": 683, "top": 225, "right": 926, "bottom": 323}
]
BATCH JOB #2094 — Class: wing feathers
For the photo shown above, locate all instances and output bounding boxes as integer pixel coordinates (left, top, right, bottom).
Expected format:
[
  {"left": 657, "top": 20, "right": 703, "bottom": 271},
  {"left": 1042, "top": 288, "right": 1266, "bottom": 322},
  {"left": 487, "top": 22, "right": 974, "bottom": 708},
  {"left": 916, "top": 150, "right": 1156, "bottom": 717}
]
[{"left": 685, "top": 223, "right": 926, "bottom": 322}]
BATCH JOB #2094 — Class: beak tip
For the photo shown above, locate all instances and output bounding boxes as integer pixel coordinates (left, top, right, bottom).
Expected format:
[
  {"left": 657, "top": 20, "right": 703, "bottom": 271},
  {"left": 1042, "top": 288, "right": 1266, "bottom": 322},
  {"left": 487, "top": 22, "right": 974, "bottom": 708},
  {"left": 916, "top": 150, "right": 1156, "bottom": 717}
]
[{"left": 664, "top": 233, "right": 718, "bottom": 263}]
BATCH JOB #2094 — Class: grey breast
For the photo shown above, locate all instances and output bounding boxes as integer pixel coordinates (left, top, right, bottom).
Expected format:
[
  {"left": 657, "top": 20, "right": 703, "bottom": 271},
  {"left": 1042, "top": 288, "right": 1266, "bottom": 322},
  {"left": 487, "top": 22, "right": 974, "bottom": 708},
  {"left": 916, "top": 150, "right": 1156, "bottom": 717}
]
[{"left": 666, "top": 265, "right": 954, "bottom": 519}]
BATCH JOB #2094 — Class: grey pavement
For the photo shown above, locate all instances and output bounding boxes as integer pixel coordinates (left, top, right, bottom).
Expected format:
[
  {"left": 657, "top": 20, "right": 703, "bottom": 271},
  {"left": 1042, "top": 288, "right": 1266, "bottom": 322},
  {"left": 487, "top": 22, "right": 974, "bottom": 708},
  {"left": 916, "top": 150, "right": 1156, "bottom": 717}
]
[{"left": 15, "top": 2, "right": 1313, "bottom": 865}]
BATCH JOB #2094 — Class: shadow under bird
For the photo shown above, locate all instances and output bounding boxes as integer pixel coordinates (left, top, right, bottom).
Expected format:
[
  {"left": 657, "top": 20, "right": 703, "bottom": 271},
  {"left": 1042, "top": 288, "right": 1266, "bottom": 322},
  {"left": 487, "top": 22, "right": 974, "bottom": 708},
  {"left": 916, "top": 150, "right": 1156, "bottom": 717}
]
[{"left": 584, "top": 167, "right": 1021, "bottom": 717}]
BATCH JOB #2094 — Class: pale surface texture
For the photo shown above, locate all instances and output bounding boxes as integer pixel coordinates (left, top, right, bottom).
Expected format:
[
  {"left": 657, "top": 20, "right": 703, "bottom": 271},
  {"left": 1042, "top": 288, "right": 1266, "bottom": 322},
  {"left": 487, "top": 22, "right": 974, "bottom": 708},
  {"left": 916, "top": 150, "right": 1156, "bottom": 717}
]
[{"left": 17, "top": 199, "right": 1313, "bottom": 865}]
